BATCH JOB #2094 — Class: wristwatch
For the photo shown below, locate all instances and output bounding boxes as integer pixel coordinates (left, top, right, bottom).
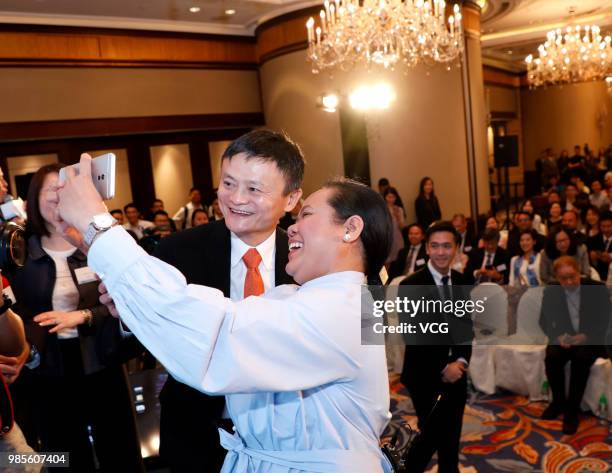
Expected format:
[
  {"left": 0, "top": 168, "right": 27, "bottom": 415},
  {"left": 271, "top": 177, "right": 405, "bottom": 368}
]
[{"left": 84, "top": 212, "right": 117, "bottom": 247}]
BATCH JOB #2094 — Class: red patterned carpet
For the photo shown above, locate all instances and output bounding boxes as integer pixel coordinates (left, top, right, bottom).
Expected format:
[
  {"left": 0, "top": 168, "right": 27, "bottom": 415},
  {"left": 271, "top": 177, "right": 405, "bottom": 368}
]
[{"left": 384, "top": 374, "right": 612, "bottom": 473}]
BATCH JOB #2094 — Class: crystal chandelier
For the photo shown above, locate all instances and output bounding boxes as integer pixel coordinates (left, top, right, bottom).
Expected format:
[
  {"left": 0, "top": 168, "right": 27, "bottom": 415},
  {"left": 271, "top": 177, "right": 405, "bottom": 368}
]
[
  {"left": 305, "top": 0, "right": 464, "bottom": 73},
  {"left": 525, "top": 25, "right": 612, "bottom": 88}
]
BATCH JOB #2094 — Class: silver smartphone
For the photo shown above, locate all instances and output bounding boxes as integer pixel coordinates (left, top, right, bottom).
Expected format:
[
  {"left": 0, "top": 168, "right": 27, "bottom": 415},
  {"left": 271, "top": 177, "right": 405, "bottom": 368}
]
[{"left": 59, "top": 153, "right": 116, "bottom": 200}]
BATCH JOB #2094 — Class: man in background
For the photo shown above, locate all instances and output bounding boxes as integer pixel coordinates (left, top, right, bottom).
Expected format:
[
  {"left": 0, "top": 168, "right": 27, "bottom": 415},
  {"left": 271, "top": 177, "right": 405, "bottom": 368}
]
[{"left": 172, "top": 188, "right": 204, "bottom": 230}]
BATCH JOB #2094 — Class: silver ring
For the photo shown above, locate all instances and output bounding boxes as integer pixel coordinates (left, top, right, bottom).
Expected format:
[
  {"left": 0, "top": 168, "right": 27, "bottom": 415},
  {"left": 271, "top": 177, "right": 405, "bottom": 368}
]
[{"left": 55, "top": 319, "right": 60, "bottom": 325}]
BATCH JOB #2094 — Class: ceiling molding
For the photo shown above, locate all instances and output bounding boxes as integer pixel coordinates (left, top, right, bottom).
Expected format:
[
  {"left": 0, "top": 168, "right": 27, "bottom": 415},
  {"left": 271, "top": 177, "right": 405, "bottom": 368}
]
[
  {"left": 0, "top": 11, "right": 254, "bottom": 36},
  {"left": 481, "top": 8, "right": 612, "bottom": 48},
  {"left": 0, "top": 2, "right": 326, "bottom": 38}
]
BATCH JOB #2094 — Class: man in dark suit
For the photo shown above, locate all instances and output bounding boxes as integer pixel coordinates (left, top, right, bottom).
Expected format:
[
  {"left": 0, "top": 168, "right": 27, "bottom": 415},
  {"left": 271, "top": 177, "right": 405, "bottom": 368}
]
[
  {"left": 155, "top": 129, "right": 304, "bottom": 472},
  {"left": 587, "top": 211, "right": 612, "bottom": 281},
  {"left": 539, "top": 256, "right": 611, "bottom": 435},
  {"left": 400, "top": 221, "right": 474, "bottom": 473},
  {"left": 388, "top": 223, "right": 428, "bottom": 281},
  {"left": 451, "top": 214, "right": 476, "bottom": 255},
  {"left": 506, "top": 211, "right": 546, "bottom": 258},
  {"left": 465, "top": 229, "right": 510, "bottom": 285}
]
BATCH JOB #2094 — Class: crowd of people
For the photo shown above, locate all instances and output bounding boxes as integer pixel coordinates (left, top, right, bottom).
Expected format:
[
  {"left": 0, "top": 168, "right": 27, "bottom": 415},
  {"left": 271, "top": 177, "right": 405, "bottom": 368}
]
[
  {"left": 382, "top": 142, "right": 612, "bottom": 439},
  {"left": 0, "top": 135, "right": 610, "bottom": 473},
  {"left": 384, "top": 143, "right": 612, "bottom": 288}
]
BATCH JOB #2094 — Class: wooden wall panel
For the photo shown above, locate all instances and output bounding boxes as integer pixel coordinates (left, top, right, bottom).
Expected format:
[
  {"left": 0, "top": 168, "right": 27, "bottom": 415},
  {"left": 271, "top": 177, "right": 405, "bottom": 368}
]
[
  {"left": 483, "top": 66, "right": 521, "bottom": 88},
  {"left": 99, "top": 35, "right": 255, "bottom": 63},
  {"left": 0, "top": 32, "right": 101, "bottom": 59},
  {"left": 0, "top": 28, "right": 256, "bottom": 67}
]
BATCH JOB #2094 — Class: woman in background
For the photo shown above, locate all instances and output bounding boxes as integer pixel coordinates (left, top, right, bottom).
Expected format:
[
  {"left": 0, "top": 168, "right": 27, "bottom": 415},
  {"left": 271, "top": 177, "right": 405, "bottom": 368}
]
[
  {"left": 384, "top": 187, "right": 406, "bottom": 263},
  {"left": 538, "top": 228, "right": 590, "bottom": 284},
  {"left": 7, "top": 164, "right": 143, "bottom": 473},
  {"left": 509, "top": 230, "right": 541, "bottom": 286},
  {"left": 414, "top": 177, "right": 441, "bottom": 230}
]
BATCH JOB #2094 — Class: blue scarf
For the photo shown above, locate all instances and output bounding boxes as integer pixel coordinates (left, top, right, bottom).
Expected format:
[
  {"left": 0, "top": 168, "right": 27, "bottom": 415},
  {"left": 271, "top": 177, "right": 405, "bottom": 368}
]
[{"left": 514, "top": 253, "right": 539, "bottom": 286}]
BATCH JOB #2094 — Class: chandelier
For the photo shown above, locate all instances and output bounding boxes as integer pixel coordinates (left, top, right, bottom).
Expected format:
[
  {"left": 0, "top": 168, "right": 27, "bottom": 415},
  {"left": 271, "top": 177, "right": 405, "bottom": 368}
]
[
  {"left": 305, "top": 0, "right": 464, "bottom": 73},
  {"left": 525, "top": 24, "right": 612, "bottom": 88}
]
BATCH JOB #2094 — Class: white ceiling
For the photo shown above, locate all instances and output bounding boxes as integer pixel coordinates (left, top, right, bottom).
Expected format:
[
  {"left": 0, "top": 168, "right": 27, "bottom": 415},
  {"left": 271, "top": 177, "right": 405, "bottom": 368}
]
[
  {"left": 0, "top": 0, "right": 321, "bottom": 36},
  {"left": 0, "top": 0, "right": 610, "bottom": 70}
]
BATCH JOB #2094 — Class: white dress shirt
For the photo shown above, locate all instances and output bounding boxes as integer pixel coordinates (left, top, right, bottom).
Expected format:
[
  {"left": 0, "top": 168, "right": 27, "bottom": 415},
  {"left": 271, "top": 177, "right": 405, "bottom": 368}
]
[
  {"left": 89, "top": 227, "right": 391, "bottom": 473},
  {"left": 172, "top": 202, "right": 204, "bottom": 230},
  {"left": 230, "top": 232, "right": 276, "bottom": 301},
  {"left": 122, "top": 219, "right": 154, "bottom": 240}
]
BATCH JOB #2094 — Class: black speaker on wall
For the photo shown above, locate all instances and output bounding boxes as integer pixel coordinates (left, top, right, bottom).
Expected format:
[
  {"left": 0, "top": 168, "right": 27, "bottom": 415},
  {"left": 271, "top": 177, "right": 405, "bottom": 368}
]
[{"left": 494, "top": 135, "right": 519, "bottom": 168}]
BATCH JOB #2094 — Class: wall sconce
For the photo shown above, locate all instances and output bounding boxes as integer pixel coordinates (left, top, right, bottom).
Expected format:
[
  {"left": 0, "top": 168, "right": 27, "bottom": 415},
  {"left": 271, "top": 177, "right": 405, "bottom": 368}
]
[{"left": 317, "top": 93, "right": 339, "bottom": 112}]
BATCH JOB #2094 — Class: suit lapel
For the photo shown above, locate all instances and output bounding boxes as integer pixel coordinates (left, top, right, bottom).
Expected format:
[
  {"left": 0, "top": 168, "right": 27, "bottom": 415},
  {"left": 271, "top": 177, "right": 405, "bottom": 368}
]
[{"left": 216, "top": 225, "right": 232, "bottom": 297}]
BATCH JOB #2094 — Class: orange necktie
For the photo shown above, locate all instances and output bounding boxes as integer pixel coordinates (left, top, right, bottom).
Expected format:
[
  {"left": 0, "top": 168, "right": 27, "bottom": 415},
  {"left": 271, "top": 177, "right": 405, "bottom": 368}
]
[{"left": 243, "top": 248, "right": 264, "bottom": 297}]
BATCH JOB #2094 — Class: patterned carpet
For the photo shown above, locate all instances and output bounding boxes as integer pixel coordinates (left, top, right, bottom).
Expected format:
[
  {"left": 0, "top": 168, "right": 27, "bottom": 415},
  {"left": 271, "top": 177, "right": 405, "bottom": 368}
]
[{"left": 383, "top": 374, "right": 612, "bottom": 473}]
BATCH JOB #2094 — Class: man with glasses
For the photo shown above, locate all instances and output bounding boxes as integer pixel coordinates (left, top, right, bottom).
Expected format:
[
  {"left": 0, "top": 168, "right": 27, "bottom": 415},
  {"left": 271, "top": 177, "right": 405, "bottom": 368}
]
[{"left": 539, "top": 256, "right": 610, "bottom": 434}]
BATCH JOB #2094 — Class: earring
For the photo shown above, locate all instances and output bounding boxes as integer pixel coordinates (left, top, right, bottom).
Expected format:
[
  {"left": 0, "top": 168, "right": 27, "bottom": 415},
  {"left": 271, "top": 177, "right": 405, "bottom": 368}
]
[{"left": 343, "top": 233, "right": 350, "bottom": 242}]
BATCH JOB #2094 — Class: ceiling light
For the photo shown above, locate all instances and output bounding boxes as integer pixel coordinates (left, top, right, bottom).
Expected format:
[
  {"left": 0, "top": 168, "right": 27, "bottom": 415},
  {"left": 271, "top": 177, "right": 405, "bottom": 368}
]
[
  {"left": 306, "top": 0, "right": 464, "bottom": 73},
  {"left": 525, "top": 24, "right": 612, "bottom": 88},
  {"left": 225, "top": 9, "right": 236, "bottom": 15},
  {"left": 349, "top": 83, "right": 395, "bottom": 111},
  {"left": 319, "top": 93, "right": 339, "bottom": 112},
  {"left": 189, "top": 6, "right": 201, "bottom": 13}
]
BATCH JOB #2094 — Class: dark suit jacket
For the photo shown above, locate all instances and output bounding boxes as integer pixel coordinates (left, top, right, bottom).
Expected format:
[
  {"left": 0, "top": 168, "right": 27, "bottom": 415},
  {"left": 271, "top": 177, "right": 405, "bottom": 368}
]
[
  {"left": 586, "top": 233, "right": 610, "bottom": 280},
  {"left": 458, "top": 230, "right": 477, "bottom": 254},
  {"left": 388, "top": 244, "right": 428, "bottom": 281},
  {"left": 539, "top": 279, "right": 611, "bottom": 346},
  {"left": 155, "top": 220, "right": 293, "bottom": 417},
  {"left": 465, "top": 247, "right": 510, "bottom": 285},
  {"left": 399, "top": 267, "right": 474, "bottom": 389}
]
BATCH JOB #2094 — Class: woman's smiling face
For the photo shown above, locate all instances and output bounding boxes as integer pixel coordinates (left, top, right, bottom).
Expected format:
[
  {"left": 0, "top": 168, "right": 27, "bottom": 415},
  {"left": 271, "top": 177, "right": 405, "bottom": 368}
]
[{"left": 286, "top": 188, "right": 346, "bottom": 285}]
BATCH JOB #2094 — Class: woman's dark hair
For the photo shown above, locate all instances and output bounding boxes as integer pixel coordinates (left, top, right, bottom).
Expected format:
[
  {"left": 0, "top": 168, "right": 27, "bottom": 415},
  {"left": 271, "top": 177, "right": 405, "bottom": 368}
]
[
  {"left": 324, "top": 178, "right": 393, "bottom": 282},
  {"left": 545, "top": 227, "right": 577, "bottom": 259},
  {"left": 517, "top": 229, "right": 536, "bottom": 256},
  {"left": 222, "top": 129, "right": 305, "bottom": 195},
  {"left": 585, "top": 205, "right": 601, "bottom": 233},
  {"left": 418, "top": 176, "right": 435, "bottom": 199},
  {"left": 191, "top": 208, "right": 208, "bottom": 227},
  {"left": 383, "top": 187, "right": 401, "bottom": 202},
  {"left": 26, "top": 163, "right": 64, "bottom": 238}
]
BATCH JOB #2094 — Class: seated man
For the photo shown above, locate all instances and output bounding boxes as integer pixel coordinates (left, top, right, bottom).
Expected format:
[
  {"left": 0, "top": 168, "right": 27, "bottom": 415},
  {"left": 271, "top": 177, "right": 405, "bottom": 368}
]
[
  {"left": 539, "top": 256, "right": 611, "bottom": 434},
  {"left": 388, "top": 223, "right": 427, "bottom": 281},
  {"left": 465, "top": 228, "right": 509, "bottom": 285}
]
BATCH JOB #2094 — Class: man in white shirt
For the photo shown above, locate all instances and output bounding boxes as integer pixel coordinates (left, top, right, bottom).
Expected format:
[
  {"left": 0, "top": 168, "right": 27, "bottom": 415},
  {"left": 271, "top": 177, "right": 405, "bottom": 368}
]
[
  {"left": 122, "top": 203, "right": 153, "bottom": 240},
  {"left": 145, "top": 130, "right": 303, "bottom": 473},
  {"left": 172, "top": 188, "right": 204, "bottom": 230}
]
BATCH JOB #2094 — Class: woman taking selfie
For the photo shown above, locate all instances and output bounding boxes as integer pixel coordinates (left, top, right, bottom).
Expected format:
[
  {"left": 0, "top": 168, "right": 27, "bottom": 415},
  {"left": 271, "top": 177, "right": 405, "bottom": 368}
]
[
  {"left": 57, "top": 156, "right": 394, "bottom": 473},
  {"left": 7, "top": 164, "right": 142, "bottom": 473}
]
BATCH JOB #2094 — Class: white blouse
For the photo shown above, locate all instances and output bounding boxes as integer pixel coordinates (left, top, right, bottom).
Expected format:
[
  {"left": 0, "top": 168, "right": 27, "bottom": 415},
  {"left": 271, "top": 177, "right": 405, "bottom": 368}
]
[
  {"left": 89, "top": 226, "right": 392, "bottom": 473},
  {"left": 509, "top": 253, "right": 542, "bottom": 287},
  {"left": 43, "top": 245, "right": 79, "bottom": 339}
]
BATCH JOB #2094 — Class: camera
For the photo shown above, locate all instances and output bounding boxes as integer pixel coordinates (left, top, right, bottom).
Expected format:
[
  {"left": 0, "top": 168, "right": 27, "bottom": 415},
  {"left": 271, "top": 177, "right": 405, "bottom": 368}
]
[{"left": 0, "top": 221, "right": 26, "bottom": 270}]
